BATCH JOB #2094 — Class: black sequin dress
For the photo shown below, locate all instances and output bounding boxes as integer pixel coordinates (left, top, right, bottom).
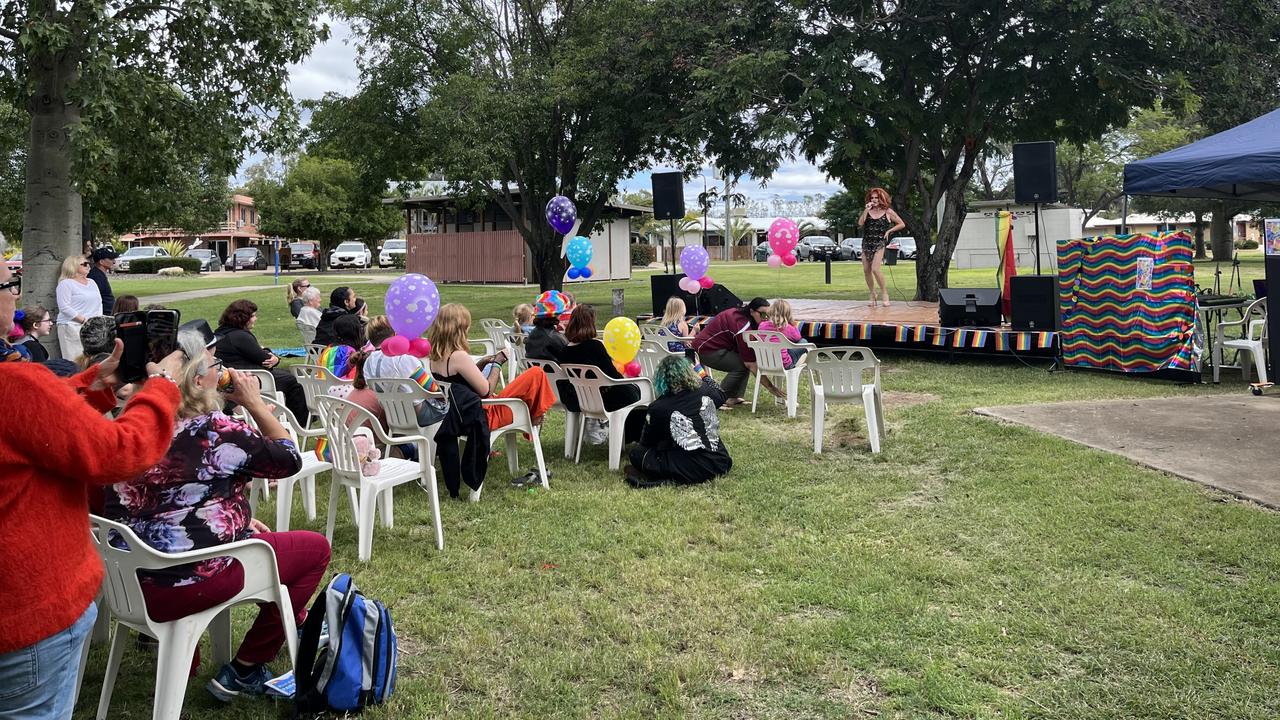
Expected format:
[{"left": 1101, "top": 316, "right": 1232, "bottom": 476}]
[{"left": 861, "top": 214, "right": 893, "bottom": 256}]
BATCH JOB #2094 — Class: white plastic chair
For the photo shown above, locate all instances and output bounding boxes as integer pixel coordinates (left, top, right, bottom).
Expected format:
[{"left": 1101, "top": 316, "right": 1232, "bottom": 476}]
[
  {"left": 524, "top": 357, "right": 579, "bottom": 458},
  {"left": 807, "top": 347, "right": 885, "bottom": 454},
  {"left": 315, "top": 395, "right": 442, "bottom": 559},
  {"left": 635, "top": 339, "right": 681, "bottom": 378},
  {"left": 245, "top": 395, "right": 333, "bottom": 531},
  {"left": 430, "top": 379, "right": 551, "bottom": 490},
  {"left": 240, "top": 368, "right": 285, "bottom": 406},
  {"left": 745, "top": 330, "right": 816, "bottom": 418},
  {"left": 507, "top": 332, "right": 529, "bottom": 373},
  {"left": 560, "top": 363, "right": 654, "bottom": 470},
  {"left": 89, "top": 515, "right": 297, "bottom": 720},
  {"left": 369, "top": 377, "right": 445, "bottom": 484},
  {"left": 480, "top": 318, "right": 515, "bottom": 383},
  {"left": 303, "top": 343, "right": 324, "bottom": 364},
  {"left": 290, "top": 363, "right": 351, "bottom": 428},
  {"left": 1214, "top": 297, "right": 1268, "bottom": 384},
  {"left": 297, "top": 318, "right": 317, "bottom": 345}
]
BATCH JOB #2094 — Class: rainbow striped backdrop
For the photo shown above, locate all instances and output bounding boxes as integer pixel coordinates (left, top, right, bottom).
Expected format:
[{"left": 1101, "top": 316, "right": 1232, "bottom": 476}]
[{"left": 1057, "top": 231, "right": 1199, "bottom": 373}]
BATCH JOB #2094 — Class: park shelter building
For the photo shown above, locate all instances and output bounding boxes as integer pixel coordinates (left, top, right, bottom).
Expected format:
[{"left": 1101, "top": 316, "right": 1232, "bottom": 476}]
[{"left": 392, "top": 193, "right": 649, "bottom": 283}]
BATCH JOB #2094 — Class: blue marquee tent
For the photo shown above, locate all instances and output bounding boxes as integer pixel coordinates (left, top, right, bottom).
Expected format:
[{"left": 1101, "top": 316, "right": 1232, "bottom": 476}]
[{"left": 1123, "top": 106, "right": 1280, "bottom": 201}]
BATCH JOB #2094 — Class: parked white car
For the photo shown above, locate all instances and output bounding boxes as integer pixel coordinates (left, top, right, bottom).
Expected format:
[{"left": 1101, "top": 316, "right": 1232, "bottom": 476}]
[
  {"left": 116, "top": 245, "right": 169, "bottom": 272},
  {"left": 329, "top": 241, "right": 371, "bottom": 269},
  {"left": 378, "top": 239, "right": 406, "bottom": 268}
]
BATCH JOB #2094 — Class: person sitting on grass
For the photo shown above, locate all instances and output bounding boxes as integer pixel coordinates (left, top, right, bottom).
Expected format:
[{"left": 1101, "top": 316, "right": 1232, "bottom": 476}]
[
  {"left": 625, "top": 355, "right": 730, "bottom": 488},
  {"left": 102, "top": 325, "right": 330, "bottom": 704},
  {"left": 428, "top": 303, "right": 556, "bottom": 500}
]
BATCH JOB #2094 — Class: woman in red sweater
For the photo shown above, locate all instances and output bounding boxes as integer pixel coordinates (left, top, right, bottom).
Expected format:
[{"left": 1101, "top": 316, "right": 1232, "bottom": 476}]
[{"left": 0, "top": 257, "right": 184, "bottom": 720}]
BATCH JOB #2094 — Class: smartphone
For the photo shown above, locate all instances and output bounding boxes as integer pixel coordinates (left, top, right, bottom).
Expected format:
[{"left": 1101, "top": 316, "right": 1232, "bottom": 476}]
[{"left": 115, "top": 309, "right": 180, "bottom": 383}]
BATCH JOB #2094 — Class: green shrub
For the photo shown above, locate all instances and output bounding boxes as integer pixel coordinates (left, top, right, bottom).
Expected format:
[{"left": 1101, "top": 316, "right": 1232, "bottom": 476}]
[
  {"left": 391, "top": 254, "right": 407, "bottom": 270},
  {"left": 630, "top": 243, "right": 656, "bottom": 266},
  {"left": 129, "top": 257, "right": 203, "bottom": 274},
  {"left": 1235, "top": 238, "right": 1259, "bottom": 250}
]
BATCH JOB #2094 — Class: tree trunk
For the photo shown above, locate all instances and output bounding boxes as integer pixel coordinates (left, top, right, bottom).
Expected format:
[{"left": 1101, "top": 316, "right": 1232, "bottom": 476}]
[
  {"left": 1210, "top": 204, "right": 1233, "bottom": 261},
  {"left": 1193, "top": 211, "right": 1207, "bottom": 259},
  {"left": 526, "top": 224, "right": 565, "bottom": 291},
  {"left": 23, "top": 51, "right": 82, "bottom": 359}
]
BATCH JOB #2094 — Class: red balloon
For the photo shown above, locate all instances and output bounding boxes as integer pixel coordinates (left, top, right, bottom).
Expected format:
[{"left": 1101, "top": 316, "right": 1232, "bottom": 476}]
[
  {"left": 624, "top": 361, "right": 642, "bottom": 378},
  {"left": 382, "top": 335, "right": 410, "bottom": 357},
  {"left": 781, "top": 253, "right": 797, "bottom": 267},
  {"left": 698, "top": 276, "right": 714, "bottom": 289},
  {"left": 408, "top": 338, "right": 432, "bottom": 358}
]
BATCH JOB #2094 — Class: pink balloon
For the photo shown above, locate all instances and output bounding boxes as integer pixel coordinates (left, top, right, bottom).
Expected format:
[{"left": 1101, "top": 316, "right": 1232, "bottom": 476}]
[
  {"left": 698, "top": 276, "right": 714, "bottom": 289},
  {"left": 624, "top": 361, "right": 642, "bottom": 378},
  {"left": 767, "top": 254, "right": 782, "bottom": 268},
  {"left": 382, "top": 335, "right": 410, "bottom": 357},
  {"left": 408, "top": 338, "right": 432, "bottom": 358},
  {"left": 781, "top": 253, "right": 797, "bottom": 267},
  {"left": 679, "top": 276, "right": 701, "bottom": 294},
  {"left": 768, "top": 217, "right": 799, "bottom": 256}
]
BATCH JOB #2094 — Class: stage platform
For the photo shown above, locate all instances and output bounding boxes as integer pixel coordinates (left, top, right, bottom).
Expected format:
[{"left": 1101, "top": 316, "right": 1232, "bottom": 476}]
[
  {"left": 788, "top": 299, "right": 1058, "bottom": 357},
  {"left": 672, "top": 299, "right": 1059, "bottom": 358}
]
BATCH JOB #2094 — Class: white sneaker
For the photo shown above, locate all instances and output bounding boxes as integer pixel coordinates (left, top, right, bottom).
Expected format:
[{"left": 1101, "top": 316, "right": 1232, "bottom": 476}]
[{"left": 468, "top": 485, "right": 483, "bottom": 502}]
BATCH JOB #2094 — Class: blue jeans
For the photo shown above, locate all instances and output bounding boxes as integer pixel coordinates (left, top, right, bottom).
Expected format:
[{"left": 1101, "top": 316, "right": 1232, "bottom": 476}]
[{"left": 0, "top": 602, "right": 97, "bottom": 720}]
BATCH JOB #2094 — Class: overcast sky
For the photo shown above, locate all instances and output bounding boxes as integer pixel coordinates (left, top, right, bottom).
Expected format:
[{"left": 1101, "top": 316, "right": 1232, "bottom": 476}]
[{"left": 271, "top": 17, "right": 848, "bottom": 204}]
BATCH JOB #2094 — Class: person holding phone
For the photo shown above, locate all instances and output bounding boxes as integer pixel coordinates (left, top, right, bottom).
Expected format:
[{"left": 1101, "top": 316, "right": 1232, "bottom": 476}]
[
  {"left": 102, "top": 325, "right": 331, "bottom": 704},
  {"left": 0, "top": 247, "right": 184, "bottom": 720}
]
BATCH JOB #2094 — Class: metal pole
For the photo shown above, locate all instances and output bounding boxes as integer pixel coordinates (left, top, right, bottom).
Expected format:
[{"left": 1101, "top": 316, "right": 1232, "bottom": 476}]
[
  {"left": 669, "top": 218, "right": 677, "bottom": 276},
  {"left": 1120, "top": 194, "right": 1129, "bottom": 234},
  {"left": 1034, "top": 203, "right": 1042, "bottom": 275},
  {"left": 825, "top": 254, "right": 832, "bottom": 285}
]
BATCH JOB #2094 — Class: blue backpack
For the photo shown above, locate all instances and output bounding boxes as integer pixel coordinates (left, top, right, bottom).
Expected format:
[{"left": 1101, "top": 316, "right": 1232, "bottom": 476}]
[{"left": 296, "top": 573, "right": 397, "bottom": 713}]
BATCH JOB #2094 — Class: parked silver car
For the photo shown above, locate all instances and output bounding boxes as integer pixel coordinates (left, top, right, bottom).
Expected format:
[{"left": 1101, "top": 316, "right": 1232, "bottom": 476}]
[{"left": 185, "top": 249, "right": 222, "bottom": 272}]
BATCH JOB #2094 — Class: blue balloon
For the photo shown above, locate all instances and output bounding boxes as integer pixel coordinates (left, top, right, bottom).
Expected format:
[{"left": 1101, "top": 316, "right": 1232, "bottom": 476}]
[
  {"left": 566, "top": 235, "right": 593, "bottom": 268},
  {"left": 578, "top": 267, "right": 592, "bottom": 279},
  {"left": 567, "top": 266, "right": 581, "bottom": 280}
]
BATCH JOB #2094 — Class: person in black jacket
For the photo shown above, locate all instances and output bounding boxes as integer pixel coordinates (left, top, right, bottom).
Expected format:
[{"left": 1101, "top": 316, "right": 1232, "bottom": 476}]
[
  {"left": 213, "top": 299, "right": 309, "bottom": 422},
  {"left": 87, "top": 247, "right": 118, "bottom": 315},
  {"left": 313, "top": 286, "right": 355, "bottom": 346},
  {"left": 625, "top": 355, "right": 730, "bottom": 487}
]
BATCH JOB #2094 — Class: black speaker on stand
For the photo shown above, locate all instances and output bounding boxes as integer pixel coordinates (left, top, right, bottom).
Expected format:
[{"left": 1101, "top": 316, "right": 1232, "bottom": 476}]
[
  {"left": 652, "top": 172, "right": 686, "bottom": 275},
  {"left": 1013, "top": 141, "right": 1057, "bottom": 275}
]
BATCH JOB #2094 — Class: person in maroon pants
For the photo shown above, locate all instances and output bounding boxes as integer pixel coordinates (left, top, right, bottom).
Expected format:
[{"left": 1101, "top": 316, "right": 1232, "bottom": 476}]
[{"left": 103, "top": 322, "right": 331, "bottom": 703}]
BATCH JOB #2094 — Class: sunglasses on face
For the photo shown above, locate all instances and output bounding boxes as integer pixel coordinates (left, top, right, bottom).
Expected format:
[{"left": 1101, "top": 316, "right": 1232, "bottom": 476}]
[{"left": 0, "top": 276, "right": 19, "bottom": 295}]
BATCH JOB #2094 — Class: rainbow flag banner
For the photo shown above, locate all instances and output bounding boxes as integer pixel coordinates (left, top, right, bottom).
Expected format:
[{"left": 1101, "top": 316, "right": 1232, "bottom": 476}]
[
  {"left": 994, "top": 333, "right": 1009, "bottom": 351},
  {"left": 932, "top": 328, "right": 947, "bottom": 346},
  {"left": 912, "top": 325, "right": 928, "bottom": 342},
  {"left": 1058, "top": 231, "right": 1199, "bottom": 373},
  {"left": 894, "top": 325, "right": 910, "bottom": 343},
  {"left": 970, "top": 330, "right": 989, "bottom": 348},
  {"left": 951, "top": 328, "right": 969, "bottom": 348}
]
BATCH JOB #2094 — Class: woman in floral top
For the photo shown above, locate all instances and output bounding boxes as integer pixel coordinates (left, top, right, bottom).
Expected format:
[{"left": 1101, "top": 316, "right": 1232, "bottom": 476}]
[{"left": 103, "top": 324, "right": 331, "bottom": 703}]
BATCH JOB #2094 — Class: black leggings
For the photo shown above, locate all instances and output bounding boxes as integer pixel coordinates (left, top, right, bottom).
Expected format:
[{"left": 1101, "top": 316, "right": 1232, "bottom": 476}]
[{"left": 435, "top": 431, "right": 490, "bottom": 498}]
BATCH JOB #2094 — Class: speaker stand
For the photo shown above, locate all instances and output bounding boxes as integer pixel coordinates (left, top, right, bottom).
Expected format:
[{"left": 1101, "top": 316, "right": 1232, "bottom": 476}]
[
  {"left": 668, "top": 219, "right": 677, "bottom": 275},
  {"left": 1033, "top": 202, "right": 1042, "bottom": 275}
]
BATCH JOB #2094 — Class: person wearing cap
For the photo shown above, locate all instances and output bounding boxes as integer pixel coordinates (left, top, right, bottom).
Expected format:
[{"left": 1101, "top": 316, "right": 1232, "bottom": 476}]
[
  {"left": 526, "top": 289, "right": 571, "bottom": 362},
  {"left": 689, "top": 296, "right": 780, "bottom": 407},
  {"left": 0, "top": 244, "right": 184, "bottom": 718},
  {"left": 88, "top": 246, "right": 119, "bottom": 314}
]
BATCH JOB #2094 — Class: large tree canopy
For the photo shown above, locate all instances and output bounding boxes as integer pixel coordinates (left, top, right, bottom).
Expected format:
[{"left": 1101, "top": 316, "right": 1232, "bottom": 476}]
[
  {"left": 794, "top": 0, "right": 1193, "bottom": 300},
  {"left": 320, "top": 0, "right": 782, "bottom": 289},
  {"left": 0, "top": 0, "right": 325, "bottom": 352}
]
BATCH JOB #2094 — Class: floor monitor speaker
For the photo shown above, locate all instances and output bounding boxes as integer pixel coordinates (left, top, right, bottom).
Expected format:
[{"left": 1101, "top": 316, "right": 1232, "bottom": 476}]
[
  {"left": 939, "top": 288, "right": 1002, "bottom": 327},
  {"left": 649, "top": 275, "right": 741, "bottom": 318},
  {"left": 1013, "top": 141, "right": 1058, "bottom": 204},
  {"left": 651, "top": 172, "right": 686, "bottom": 221},
  {"left": 1009, "top": 275, "right": 1060, "bottom": 331}
]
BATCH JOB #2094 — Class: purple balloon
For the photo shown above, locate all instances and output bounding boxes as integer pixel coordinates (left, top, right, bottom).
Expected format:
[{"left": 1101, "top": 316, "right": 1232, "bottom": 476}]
[
  {"left": 385, "top": 273, "right": 440, "bottom": 338},
  {"left": 679, "top": 245, "right": 709, "bottom": 280},
  {"left": 545, "top": 195, "right": 577, "bottom": 235}
]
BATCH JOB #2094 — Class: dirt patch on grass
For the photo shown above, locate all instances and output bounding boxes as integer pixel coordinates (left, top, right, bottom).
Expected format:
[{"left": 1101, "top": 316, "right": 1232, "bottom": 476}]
[
  {"left": 824, "top": 675, "right": 886, "bottom": 712},
  {"left": 883, "top": 390, "right": 939, "bottom": 409}
]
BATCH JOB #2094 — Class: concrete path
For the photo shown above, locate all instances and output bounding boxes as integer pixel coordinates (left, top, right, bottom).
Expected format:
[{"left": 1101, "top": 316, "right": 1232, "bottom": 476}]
[
  {"left": 976, "top": 394, "right": 1280, "bottom": 508},
  {"left": 137, "top": 274, "right": 537, "bottom": 305}
]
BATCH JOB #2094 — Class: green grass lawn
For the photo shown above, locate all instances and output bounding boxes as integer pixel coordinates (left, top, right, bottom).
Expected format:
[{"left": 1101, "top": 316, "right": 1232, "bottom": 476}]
[{"left": 75, "top": 261, "right": 1280, "bottom": 719}]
